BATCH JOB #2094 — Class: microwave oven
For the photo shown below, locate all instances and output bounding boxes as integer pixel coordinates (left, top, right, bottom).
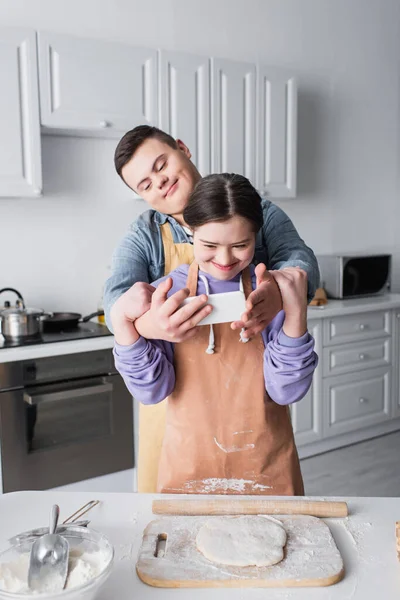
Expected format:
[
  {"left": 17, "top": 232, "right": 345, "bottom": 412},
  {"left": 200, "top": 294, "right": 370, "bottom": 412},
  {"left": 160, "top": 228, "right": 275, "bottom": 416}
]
[{"left": 316, "top": 254, "right": 391, "bottom": 299}]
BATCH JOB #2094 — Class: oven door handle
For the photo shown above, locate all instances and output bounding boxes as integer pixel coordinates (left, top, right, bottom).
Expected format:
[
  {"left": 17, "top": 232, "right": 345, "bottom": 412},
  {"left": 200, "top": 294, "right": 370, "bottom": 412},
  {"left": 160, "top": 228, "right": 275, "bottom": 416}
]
[{"left": 23, "top": 382, "right": 113, "bottom": 405}]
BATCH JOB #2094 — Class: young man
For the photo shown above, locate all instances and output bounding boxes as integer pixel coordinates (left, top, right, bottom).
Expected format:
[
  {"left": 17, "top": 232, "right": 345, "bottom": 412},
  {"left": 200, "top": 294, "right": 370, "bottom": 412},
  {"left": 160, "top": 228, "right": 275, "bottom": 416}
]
[
  {"left": 104, "top": 125, "right": 320, "bottom": 342},
  {"left": 104, "top": 125, "right": 320, "bottom": 493}
]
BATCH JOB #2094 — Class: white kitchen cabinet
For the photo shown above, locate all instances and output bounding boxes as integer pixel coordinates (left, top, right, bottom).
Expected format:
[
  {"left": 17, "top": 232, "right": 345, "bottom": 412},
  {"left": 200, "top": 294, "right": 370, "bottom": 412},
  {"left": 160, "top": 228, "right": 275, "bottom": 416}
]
[
  {"left": 159, "top": 51, "right": 210, "bottom": 176},
  {"left": 211, "top": 58, "right": 256, "bottom": 183},
  {"left": 323, "top": 337, "right": 391, "bottom": 377},
  {"left": 296, "top": 298, "right": 400, "bottom": 459},
  {"left": 256, "top": 67, "right": 297, "bottom": 198},
  {"left": 323, "top": 367, "right": 391, "bottom": 437},
  {"left": 291, "top": 320, "right": 323, "bottom": 446},
  {"left": 393, "top": 311, "right": 400, "bottom": 417},
  {"left": 323, "top": 311, "right": 391, "bottom": 346},
  {"left": 37, "top": 32, "right": 158, "bottom": 137},
  {"left": 0, "top": 28, "right": 42, "bottom": 197},
  {"left": 321, "top": 308, "right": 393, "bottom": 440}
]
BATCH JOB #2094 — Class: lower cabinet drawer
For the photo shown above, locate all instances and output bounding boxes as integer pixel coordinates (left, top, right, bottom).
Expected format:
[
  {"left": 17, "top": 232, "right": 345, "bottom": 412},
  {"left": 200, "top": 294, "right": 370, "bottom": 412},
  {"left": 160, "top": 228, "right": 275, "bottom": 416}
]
[
  {"left": 323, "top": 311, "right": 390, "bottom": 346},
  {"left": 323, "top": 367, "right": 391, "bottom": 437},
  {"left": 323, "top": 338, "right": 391, "bottom": 377}
]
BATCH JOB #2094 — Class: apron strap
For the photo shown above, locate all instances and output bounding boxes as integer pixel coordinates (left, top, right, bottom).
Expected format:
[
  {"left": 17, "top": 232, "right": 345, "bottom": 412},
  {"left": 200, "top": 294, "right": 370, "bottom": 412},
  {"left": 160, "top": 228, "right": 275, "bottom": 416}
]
[
  {"left": 241, "top": 266, "right": 253, "bottom": 300},
  {"left": 160, "top": 222, "right": 175, "bottom": 276},
  {"left": 186, "top": 262, "right": 199, "bottom": 297},
  {"left": 160, "top": 221, "right": 174, "bottom": 241}
]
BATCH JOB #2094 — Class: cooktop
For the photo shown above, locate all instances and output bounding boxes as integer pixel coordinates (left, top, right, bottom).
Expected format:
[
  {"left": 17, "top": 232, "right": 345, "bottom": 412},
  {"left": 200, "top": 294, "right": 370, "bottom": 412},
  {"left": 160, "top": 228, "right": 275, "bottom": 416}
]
[{"left": 0, "top": 321, "right": 113, "bottom": 349}]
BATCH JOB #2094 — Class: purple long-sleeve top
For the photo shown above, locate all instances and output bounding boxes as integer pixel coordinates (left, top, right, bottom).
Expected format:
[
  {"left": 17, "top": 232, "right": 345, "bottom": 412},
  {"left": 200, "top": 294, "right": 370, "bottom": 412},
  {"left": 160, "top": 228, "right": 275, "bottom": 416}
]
[{"left": 113, "top": 264, "right": 318, "bottom": 406}]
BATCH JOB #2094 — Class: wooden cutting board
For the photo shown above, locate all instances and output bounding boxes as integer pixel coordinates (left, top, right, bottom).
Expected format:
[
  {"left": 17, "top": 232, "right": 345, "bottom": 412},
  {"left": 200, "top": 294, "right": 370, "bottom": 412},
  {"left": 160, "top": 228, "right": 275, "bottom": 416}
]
[{"left": 136, "top": 515, "right": 344, "bottom": 588}]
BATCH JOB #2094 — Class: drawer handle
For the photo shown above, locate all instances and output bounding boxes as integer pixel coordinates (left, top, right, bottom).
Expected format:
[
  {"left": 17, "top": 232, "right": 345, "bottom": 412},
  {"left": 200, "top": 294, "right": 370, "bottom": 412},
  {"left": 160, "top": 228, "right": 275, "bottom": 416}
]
[
  {"left": 359, "top": 324, "right": 366, "bottom": 331},
  {"left": 99, "top": 120, "right": 111, "bottom": 128},
  {"left": 359, "top": 397, "right": 368, "bottom": 404},
  {"left": 359, "top": 353, "right": 366, "bottom": 360}
]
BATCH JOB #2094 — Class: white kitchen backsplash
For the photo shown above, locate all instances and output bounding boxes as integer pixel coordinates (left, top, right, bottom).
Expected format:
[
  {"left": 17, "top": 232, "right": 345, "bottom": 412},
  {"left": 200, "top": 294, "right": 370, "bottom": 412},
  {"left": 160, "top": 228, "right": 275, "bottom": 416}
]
[
  {"left": 0, "top": 0, "right": 399, "bottom": 308},
  {"left": 0, "top": 136, "right": 144, "bottom": 314}
]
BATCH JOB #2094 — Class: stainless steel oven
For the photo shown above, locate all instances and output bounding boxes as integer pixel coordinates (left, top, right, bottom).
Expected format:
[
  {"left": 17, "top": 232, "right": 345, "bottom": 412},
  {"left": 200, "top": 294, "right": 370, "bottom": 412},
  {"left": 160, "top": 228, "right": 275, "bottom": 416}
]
[{"left": 0, "top": 350, "right": 134, "bottom": 492}]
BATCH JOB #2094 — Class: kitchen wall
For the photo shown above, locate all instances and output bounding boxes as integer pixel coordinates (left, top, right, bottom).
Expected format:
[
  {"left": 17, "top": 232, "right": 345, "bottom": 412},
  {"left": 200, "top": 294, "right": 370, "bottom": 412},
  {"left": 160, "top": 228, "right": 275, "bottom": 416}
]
[{"left": 1, "top": 0, "right": 400, "bottom": 313}]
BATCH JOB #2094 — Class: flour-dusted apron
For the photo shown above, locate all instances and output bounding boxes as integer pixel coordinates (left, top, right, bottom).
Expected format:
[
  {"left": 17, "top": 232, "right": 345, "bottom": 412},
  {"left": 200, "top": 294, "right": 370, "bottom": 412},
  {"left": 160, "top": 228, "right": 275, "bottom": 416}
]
[
  {"left": 157, "top": 262, "right": 304, "bottom": 496},
  {"left": 137, "top": 222, "right": 194, "bottom": 492}
]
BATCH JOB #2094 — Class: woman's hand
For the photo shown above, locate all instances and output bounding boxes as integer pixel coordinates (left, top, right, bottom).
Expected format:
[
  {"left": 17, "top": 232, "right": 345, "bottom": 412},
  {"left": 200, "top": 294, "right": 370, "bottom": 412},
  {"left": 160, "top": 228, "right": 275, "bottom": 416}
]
[{"left": 231, "top": 263, "right": 283, "bottom": 338}]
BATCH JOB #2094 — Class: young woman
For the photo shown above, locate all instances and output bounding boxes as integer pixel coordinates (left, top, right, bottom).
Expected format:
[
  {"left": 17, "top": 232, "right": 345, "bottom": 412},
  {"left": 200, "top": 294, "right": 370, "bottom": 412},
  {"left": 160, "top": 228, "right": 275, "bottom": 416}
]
[{"left": 111, "top": 173, "right": 318, "bottom": 496}]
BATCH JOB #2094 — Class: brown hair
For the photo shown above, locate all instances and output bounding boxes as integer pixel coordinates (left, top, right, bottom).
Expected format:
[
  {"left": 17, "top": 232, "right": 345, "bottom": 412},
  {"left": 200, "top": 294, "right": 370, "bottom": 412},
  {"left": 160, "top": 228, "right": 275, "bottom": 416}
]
[
  {"left": 114, "top": 125, "right": 177, "bottom": 181},
  {"left": 183, "top": 173, "right": 263, "bottom": 233}
]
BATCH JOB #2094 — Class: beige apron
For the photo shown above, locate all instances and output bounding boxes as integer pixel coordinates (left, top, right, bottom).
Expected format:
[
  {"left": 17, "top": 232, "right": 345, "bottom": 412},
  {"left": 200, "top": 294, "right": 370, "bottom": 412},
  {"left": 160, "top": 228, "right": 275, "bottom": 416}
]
[
  {"left": 157, "top": 262, "right": 304, "bottom": 496},
  {"left": 137, "top": 222, "right": 194, "bottom": 492}
]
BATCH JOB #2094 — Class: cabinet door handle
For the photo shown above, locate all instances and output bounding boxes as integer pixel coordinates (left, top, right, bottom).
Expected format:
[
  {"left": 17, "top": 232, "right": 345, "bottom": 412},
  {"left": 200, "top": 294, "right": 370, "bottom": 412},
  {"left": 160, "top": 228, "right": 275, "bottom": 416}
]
[
  {"left": 359, "top": 397, "right": 367, "bottom": 404},
  {"left": 99, "top": 120, "right": 111, "bottom": 128},
  {"left": 359, "top": 324, "right": 366, "bottom": 331}
]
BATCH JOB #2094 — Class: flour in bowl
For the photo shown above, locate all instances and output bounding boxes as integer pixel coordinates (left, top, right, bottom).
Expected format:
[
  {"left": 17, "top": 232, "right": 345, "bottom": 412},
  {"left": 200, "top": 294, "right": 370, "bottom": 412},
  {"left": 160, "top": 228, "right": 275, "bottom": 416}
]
[{"left": 0, "top": 548, "right": 109, "bottom": 593}]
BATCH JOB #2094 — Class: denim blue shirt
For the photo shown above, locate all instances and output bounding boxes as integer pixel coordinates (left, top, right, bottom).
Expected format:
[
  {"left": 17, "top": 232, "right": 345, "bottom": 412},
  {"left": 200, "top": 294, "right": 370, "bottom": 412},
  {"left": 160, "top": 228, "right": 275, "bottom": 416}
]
[{"left": 104, "top": 198, "right": 320, "bottom": 329}]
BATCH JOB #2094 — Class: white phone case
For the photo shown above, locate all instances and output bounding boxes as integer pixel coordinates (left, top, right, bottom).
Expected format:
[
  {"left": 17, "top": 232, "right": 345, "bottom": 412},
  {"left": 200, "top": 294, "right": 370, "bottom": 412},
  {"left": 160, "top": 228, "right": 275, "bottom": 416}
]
[{"left": 182, "top": 290, "right": 246, "bottom": 326}]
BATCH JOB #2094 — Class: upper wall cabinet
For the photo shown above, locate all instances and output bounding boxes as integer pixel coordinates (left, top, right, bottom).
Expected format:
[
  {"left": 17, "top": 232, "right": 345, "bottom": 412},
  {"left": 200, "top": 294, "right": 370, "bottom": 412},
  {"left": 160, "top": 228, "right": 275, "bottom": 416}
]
[
  {"left": 37, "top": 32, "right": 158, "bottom": 137},
  {"left": 0, "top": 28, "right": 42, "bottom": 197},
  {"left": 256, "top": 67, "right": 297, "bottom": 198},
  {"left": 0, "top": 26, "right": 298, "bottom": 198},
  {"left": 211, "top": 58, "right": 256, "bottom": 185},
  {"left": 159, "top": 51, "right": 210, "bottom": 177}
]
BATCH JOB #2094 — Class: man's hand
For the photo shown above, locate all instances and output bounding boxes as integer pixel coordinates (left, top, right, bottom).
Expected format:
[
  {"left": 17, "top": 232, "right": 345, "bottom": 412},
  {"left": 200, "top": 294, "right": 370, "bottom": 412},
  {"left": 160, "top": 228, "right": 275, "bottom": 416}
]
[
  {"left": 269, "top": 267, "right": 308, "bottom": 338},
  {"left": 135, "top": 277, "right": 212, "bottom": 342},
  {"left": 231, "top": 263, "right": 283, "bottom": 339},
  {"left": 110, "top": 281, "right": 155, "bottom": 346}
]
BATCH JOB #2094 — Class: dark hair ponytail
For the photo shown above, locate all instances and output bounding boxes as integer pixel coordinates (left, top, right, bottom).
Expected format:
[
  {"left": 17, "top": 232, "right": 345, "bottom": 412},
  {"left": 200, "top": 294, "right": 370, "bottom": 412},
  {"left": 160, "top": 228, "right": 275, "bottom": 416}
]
[{"left": 183, "top": 173, "right": 263, "bottom": 233}]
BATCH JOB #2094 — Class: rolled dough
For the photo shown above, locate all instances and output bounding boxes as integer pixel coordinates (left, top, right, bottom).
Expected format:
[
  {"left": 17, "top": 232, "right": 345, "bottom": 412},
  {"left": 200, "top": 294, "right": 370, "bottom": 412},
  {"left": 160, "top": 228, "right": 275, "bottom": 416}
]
[{"left": 195, "top": 516, "right": 287, "bottom": 567}]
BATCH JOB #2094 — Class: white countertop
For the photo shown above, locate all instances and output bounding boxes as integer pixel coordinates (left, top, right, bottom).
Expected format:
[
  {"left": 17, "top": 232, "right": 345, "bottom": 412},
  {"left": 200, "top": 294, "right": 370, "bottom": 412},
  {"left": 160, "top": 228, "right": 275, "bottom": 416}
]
[
  {"left": 0, "top": 334, "right": 114, "bottom": 363},
  {"left": 307, "top": 292, "right": 400, "bottom": 319},
  {"left": 0, "top": 491, "right": 398, "bottom": 599}
]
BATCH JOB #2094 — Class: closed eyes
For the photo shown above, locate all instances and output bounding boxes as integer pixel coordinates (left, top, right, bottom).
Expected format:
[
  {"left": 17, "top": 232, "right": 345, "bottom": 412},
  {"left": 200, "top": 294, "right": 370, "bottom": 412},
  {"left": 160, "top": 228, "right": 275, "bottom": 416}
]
[{"left": 141, "top": 161, "right": 167, "bottom": 191}]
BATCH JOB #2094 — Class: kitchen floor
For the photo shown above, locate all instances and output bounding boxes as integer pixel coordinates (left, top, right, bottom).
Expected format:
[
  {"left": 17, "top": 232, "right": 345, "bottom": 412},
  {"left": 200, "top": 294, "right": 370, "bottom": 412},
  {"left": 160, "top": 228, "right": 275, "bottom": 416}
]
[{"left": 301, "top": 431, "right": 400, "bottom": 497}]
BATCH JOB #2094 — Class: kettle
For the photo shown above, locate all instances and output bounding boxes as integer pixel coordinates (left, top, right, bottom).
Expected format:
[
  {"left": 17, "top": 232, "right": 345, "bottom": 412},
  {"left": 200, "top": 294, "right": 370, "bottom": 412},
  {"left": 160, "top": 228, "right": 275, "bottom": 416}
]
[{"left": 0, "top": 288, "right": 49, "bottom": 340}]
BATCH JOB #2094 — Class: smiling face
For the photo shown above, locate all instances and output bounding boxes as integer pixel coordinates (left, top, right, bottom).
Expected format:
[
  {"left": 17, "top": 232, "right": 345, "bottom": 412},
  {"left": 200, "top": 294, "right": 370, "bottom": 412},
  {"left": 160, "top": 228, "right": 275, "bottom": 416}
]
[
  {"left": 193, "top": 216, "right": 256, "bottom": 281},
  {"left": 121, "top": 137, "right": 201, "bottom": 223}
]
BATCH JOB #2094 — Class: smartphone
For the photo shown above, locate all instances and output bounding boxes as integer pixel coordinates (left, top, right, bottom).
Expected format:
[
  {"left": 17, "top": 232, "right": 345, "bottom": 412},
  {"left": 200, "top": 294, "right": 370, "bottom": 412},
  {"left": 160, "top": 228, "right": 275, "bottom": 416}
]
[{"left": 182, "top": 290, "right": 246, "bottom": 326}]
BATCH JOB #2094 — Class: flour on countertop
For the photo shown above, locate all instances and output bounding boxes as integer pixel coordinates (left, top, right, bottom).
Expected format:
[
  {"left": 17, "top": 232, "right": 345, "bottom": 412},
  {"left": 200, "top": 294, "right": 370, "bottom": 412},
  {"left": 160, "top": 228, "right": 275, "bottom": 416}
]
[
  {"left": 0, "top": 548, "right": 109, "bottom": 593},
  {"left": 335, "top": 517, "right": 373, "bottom": 549},
  {"left": 333, "top": 517, "right": 378, "bottom": 570},
  {"left": 116, "top": 543, "right": 135, "bottom": 562}
]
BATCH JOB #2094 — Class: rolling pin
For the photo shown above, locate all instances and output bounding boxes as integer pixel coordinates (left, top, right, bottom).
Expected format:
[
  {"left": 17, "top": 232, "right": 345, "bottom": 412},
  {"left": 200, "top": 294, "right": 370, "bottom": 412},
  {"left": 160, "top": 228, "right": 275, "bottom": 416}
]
[{"left": 152, "top": 498, "right": 348, "bottom": 518}]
